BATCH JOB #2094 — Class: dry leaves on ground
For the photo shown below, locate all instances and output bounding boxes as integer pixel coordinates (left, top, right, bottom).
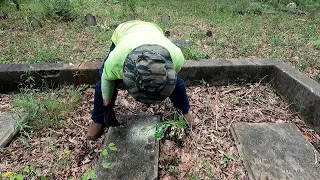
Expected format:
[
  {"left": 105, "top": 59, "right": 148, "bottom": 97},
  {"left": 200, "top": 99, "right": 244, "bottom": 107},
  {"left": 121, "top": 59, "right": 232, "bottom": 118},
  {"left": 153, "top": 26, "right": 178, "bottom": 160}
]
[{"left": 0, "top": 83, "right": 319, "bottom": 179}]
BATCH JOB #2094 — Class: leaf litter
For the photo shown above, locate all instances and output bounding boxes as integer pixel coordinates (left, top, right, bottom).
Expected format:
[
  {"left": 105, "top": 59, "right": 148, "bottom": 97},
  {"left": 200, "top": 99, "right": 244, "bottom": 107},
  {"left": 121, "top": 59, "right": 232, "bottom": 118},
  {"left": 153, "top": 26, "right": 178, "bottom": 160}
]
[{"left": 0, "top": 82, "right": 319, "bottom": 179}]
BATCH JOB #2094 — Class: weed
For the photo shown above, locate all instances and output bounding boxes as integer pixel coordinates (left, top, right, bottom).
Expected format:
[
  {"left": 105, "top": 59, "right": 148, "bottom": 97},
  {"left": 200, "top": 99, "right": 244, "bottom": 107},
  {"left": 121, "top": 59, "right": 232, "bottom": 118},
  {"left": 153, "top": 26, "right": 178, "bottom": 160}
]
[
  {"left": 202, "top": 159, "right": 215, "bottom": 179},
  {"left": 231, "top": 96, "right": 240, "bottom": 104},
  {"left": 296, "top": 59, "right": 309, "bottom": 71},
  {"left": 101, "top": 149, "right": 109, "bottom": 158},
  {"left": 219, "top": 152, "right": 235, "bottom": 168},
  {"left": 159, "top": 155, "right": 169, "bottom": 161},
  {"left": 200, "top": 78, "right": 209, "bottom": 87},
  {"left": 100, "top": 143, "right": 118, "bottom": 169},
  {"left": 168, "top": 167, "right": 180, "bottom": 173},
  {"left": 154, "top": 113, "right": 187, "bottom": 140},
  {"left": 108, "top": 143, "right": 118, "bottom": 151},
  {"left": 13, "top": 86, "right": 82, "bottom": 130},
  {"left": 238, "top": 43, "right": 257, "bottom": 56},
  {"left": 181, "top": 46, "right": 207, "bottom": 60},
  {"left": 121, "top": 0, "right": 136, "bottom": 16},
  {"left": 80, "top": 169, "right": 96, "bottom": 180},
  {"left": 50, "top": 156, "right": 72, "bottom": 173},
  {"left": 58, "top": 147, "right": 71, "bottom": 155},
  {"left": 314, "top": 74, "right": 320, "bottom": 83},
  {"left": 102, "top": 162, "right": 111, "bottom": 169},
  {"left": 44, "top": 139, "right": 57, "bottom": 152},
  {"left": 17, "top": 137, "right": 31, "bottom": 148},
  {"left": 8, "top": 173, "right": 24, "bottom": 180},
  {"left": 189, "top": 172, "right": 201, "bottom": 180},
  {"left": 234, "top": 171, "right": 240, "bottom": 180}
]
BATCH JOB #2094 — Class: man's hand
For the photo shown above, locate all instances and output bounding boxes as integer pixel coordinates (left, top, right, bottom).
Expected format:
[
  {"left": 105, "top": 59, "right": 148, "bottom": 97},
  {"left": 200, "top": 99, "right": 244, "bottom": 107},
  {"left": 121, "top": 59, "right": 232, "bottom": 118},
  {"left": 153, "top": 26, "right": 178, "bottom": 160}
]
[
  {"left": 103, "top": 99, "right": 111, "bottom": 106},
  {"left": 103, "top": 105, "right": 124, "bottom": 127}
]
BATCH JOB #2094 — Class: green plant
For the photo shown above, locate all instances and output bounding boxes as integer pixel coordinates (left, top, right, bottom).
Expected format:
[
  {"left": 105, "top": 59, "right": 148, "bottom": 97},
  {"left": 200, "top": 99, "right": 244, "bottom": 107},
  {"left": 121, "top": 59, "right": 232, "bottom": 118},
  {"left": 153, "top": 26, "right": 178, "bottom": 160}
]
[
  {"left": 50, "top": 156, "right": 72, "bottom": 173},
  {"left": 168, "top": 167, "right": 180, "bottom": 173},
  {"left": 314, "top": 74, "right": 320, "bottom": 83},
  {"left": 13, "top": 86, "right": 82, "bottom": 130},
  {"left": 102, "top": 162, "right": 111, "bottom": 169},
  {"left": 296, "top": 59, "right": 309, "bottom": 71},
  {"left": 234, "top": 171, "right": 240, "bottom": 180},
  {"left": 181, "top": 46, "right": 207, "bottom": 60},
  {"left": 17, "top": 137, "right": 30, "bottom": 148},
  {"left": 40, "top": 0, "right": 73, "bottom": 18},
  {"left": 80, "top": 169, "right": 96, "bottom": 180},
  {"left": 58, "top": 147, "right": 71, "bottom": 155},
  {"left": 44, "top": 139, "right": 57, "bottom": 152},
  {"left": 154, "top": 114, "right": 187, "bottom": 140},
  {"left": 219, "top": 152, "right": 235, "bottom": 168},
  {"left": 121, "top": 0, "right": 136, "bottom": 15},
  {"left": 8, "top": 173, "right": 24, "bottom": 180},
  {"left": 100, "top": 143, "right": 118, "bottom": 169},
  {"left": 101, "top": 149, "right": 109, "bottom": 158},
  {"left": 159, "top": 155, "right": 169, "bottom": 161},
  {"left": 199, "top": 78, "right": 209, "bottom": 87},
  {"left": 189, "top": 172, "right": 201, "bottom": 180},
  {"left": 108, "top": 143, "right": 118, "bottom": 151}
]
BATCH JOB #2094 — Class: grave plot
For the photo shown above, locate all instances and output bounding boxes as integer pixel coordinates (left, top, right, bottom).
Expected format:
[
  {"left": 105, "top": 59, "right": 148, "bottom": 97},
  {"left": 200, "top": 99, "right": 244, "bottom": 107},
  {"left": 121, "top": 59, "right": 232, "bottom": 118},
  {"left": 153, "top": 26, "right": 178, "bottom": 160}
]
[
  {"left": 1, "top": 59, "right": 320, "bottom": 179},
  {"left": 113, "top": 84, "right": 320, "bottom": 180},
  {"left": 2, "top": 83, "right": 319, "bottom": 179}
]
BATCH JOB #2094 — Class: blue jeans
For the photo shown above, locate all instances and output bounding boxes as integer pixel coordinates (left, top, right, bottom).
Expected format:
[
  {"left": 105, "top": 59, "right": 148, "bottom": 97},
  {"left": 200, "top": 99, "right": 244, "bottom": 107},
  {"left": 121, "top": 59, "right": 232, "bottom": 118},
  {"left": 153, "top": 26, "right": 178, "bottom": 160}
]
[{"left": 91, "top": 43, "right": 190, "bottom": 124}]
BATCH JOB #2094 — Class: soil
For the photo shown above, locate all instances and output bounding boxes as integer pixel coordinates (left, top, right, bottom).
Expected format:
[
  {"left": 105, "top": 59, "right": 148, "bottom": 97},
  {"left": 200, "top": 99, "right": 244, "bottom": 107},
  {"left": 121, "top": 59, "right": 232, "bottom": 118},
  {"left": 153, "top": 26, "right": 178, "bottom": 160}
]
[
  {"left": 0, "top": 83, "right": 319, "bottom": 179},
  {"left": 0, "top": 94, "right": 12, "bottom": 114}
]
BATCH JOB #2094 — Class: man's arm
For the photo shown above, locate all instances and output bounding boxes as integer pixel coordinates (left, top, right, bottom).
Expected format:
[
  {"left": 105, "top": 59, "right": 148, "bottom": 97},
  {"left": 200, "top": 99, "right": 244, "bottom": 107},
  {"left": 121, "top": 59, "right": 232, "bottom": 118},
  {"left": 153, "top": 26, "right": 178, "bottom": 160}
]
[{"left": 101, "top": 72, "right": 115, "bottom": 106}]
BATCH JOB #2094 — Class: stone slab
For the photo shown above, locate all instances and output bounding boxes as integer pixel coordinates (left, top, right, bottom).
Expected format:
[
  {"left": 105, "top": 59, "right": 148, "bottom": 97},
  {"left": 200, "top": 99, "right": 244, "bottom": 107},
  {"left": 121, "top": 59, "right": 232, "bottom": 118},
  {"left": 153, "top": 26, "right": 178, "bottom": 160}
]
[
  {"left": 96, "top": 115, "right": 159, "bottom": 180},
  {"left": 231, "top": 122, "right": 320, "bottom": 180},
  {"left": 0, "top": 113, "right": 22, "bottom": 148}
]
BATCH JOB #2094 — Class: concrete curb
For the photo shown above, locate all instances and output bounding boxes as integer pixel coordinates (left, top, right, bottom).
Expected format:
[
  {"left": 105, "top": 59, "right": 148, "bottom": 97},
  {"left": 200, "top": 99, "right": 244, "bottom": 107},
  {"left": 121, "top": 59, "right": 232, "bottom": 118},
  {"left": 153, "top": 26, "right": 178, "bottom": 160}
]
[{"left": 0, "top": 59, "right": 319, "bottom": 131}]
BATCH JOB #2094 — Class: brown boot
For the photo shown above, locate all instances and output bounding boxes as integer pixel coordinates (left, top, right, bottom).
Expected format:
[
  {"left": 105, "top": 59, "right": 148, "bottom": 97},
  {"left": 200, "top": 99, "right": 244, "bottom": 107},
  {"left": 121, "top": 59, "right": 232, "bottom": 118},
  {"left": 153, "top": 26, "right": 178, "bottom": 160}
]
[{"left": 87, "top": 122, "right": 104, "bottom": 141}]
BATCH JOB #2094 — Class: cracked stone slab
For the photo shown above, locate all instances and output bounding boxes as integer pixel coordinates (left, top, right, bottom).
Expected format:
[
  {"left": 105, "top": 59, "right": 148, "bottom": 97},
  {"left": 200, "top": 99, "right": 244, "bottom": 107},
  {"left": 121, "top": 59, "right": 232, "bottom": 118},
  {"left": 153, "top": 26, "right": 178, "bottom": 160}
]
[
  {"left": 0, "top": 113, "right": 24, "bottom": 148},
  {"left": 96, "top": 115, "right": 159, "bottom": 180},
  {"left": 231, "top": 122, "right": 320, "bottom": 180}
]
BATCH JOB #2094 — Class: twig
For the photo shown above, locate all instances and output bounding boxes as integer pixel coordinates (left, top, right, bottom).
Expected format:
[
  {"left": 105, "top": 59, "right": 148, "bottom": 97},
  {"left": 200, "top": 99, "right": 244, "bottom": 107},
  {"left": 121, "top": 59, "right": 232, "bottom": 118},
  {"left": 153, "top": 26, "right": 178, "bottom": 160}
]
[
  {"left": 222, "top": 117, "right": 237, "bottom": 138},
  {"left": 71, "top": 120, "right": 88, "bottom": 130},
  {"left": 315, "top": 149, "right": 319, "bottom": 165},
  {"left": 240, "top": 75, "right": 268, "bottom": 97},
  {"left": 48, "top": 128, "right": 63, "bottom": 135},
  {"left": 196, "top": 146, "right": 215, "bottom": 155},
  {"left": 221, "top": 87, "right": 242, "bottom": 95}
]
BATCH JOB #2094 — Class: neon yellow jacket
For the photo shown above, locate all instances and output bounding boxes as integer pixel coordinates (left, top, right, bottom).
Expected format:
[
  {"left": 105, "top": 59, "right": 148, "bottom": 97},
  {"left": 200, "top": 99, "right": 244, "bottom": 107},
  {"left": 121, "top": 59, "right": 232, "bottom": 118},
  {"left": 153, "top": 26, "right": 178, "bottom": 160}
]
[{"left": 101, "top": 20, "right": 185, "bottom": 100}]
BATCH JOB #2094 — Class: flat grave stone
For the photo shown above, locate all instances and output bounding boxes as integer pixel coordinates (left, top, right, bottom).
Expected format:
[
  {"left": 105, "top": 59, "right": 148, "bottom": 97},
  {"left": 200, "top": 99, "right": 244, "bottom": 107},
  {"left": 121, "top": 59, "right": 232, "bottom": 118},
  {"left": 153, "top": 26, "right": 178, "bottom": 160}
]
[
  {"left": 96, "top": 115, "right": 159, "bottom": 180},
  {"left": 0, "top": 113, "right": 23, "bottom": 148},
  {"left": 231, "top": 122, "right": 320, "bottom": 180}
]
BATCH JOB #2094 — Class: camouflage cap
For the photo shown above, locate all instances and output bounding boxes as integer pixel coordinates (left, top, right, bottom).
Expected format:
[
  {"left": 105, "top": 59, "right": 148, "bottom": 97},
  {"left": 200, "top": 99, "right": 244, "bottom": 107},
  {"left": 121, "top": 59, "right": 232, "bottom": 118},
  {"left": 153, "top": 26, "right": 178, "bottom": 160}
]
[{"left": 123, "top": 44, "right": 177, "bottom": 104}]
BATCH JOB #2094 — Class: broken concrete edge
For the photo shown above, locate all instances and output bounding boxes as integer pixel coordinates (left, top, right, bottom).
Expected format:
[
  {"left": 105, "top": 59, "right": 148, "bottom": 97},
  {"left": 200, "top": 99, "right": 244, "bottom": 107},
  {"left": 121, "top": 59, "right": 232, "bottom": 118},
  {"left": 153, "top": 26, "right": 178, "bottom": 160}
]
[
  {"left": 0, "top": 59, "right": 319, "bottom": 132},
  {"left": 0, "top": 113, "right": 28, "bottom": 148}
]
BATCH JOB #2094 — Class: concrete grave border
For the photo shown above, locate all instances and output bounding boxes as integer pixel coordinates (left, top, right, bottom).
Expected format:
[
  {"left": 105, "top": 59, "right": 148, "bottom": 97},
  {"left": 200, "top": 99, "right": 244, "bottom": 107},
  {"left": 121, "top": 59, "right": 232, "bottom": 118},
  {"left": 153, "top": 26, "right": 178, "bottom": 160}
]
[{"left": 0, "top": 58, "right": 319, "bottom": 132}]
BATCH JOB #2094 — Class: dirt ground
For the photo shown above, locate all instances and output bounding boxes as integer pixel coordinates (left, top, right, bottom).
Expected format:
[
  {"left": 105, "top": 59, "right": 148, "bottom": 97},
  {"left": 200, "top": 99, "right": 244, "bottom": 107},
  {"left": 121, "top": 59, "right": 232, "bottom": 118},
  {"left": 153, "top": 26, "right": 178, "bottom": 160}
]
[
  {"left": 0, "top": 83, "right": 319, "bottom": 179},
  {"left": 0, "top": 94, "right": 12, "bottom": 114}
]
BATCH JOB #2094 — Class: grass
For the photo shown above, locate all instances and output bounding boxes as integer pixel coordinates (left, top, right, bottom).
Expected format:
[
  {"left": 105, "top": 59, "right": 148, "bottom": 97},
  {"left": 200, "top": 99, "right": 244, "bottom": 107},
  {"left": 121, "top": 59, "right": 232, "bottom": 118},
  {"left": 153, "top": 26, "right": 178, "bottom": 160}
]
[
  {"left": 12, "top": 85, "right": 82, "bottom": 131},
  {"left": 0, "top": 0, "right": 319, "bottom": 81}
]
